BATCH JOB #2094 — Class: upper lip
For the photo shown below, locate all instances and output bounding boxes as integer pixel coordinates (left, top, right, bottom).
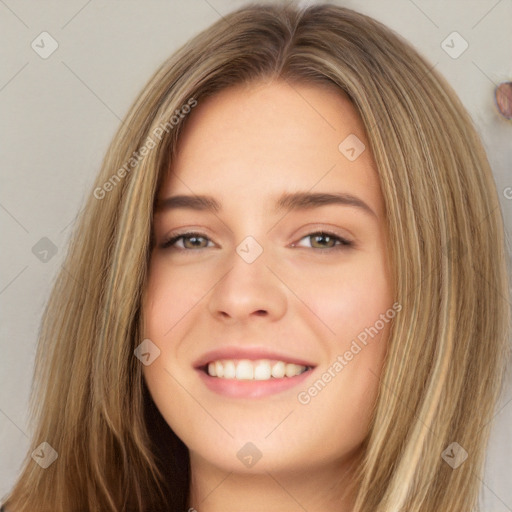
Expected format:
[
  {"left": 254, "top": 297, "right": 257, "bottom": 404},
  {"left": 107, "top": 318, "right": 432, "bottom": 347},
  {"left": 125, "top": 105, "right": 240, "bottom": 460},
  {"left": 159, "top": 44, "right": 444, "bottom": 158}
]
[{"left": 193, "top": 346, "right": 317, "bottom": 369}]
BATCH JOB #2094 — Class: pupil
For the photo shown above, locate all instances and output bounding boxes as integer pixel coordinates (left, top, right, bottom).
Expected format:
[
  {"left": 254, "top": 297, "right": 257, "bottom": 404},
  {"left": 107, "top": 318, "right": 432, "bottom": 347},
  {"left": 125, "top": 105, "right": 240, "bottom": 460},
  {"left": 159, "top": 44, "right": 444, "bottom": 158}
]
[
  {"left": 187, "top": 236, "right": 204, "bottom": 248},
  {"left": 314, "top": 234, "right": 332, "bottom": 247}
]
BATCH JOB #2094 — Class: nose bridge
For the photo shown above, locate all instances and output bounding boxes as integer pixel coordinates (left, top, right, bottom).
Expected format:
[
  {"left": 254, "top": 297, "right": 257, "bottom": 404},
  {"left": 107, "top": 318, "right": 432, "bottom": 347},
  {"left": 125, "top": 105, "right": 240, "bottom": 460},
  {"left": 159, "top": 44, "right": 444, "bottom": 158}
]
[
  {"left": 232, "top": 234, "right": 269, "bottom": 286},
  {"left": 207, "top": 234, "right": 288, "bottom": 321}
]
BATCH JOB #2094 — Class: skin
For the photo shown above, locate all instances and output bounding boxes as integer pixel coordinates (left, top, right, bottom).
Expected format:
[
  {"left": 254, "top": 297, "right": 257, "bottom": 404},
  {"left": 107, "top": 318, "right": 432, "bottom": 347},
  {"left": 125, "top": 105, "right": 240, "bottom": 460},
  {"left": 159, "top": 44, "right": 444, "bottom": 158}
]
[{"left": 142, "top": 79, "right": 394, "bottom": 511}]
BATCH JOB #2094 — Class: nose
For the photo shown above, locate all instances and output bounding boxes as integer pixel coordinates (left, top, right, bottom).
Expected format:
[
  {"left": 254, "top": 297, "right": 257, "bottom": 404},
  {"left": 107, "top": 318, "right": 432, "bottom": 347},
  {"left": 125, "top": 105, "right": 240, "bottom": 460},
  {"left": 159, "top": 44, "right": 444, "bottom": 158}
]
[{"left": 207, "top": 242, "right": 288, "bottom": 324}]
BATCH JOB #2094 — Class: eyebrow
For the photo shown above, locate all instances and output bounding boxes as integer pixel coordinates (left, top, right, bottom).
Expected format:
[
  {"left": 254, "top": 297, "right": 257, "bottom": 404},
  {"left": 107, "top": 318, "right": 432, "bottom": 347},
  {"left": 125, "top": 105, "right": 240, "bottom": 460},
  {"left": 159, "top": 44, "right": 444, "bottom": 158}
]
[{"left": 155, "top": 191, "right": 377, "bottom": 218}]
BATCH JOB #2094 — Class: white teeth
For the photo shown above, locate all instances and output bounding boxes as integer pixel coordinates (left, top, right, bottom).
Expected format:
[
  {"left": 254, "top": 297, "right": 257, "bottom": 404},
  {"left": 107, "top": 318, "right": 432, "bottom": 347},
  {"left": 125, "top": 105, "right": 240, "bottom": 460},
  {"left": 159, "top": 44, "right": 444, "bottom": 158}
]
[
  {"left": 271, "top": 361, "right": 285, "bottom": 379},
  {"left": 223, "top": 360, "right": 236, "bottom": 379},
  {"left": 235, "top": 360, "right": 254, "bottom": 380},
  {"left": 205, "top": 359, "right": 309, "bottom": 380},
  {"left": 285, "top": 363, "right": 303, "bottom": 377},
  {"left": 254, "top": 361, "right": 272, "bottom": 380}
]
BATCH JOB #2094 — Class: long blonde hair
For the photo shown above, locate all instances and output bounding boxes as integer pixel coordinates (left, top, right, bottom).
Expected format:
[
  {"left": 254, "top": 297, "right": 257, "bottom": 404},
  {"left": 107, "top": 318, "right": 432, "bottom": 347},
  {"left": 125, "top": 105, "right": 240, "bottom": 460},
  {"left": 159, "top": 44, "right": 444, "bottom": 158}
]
[{"left": 3, "top": 2, "right": 510, "bottom": 511}]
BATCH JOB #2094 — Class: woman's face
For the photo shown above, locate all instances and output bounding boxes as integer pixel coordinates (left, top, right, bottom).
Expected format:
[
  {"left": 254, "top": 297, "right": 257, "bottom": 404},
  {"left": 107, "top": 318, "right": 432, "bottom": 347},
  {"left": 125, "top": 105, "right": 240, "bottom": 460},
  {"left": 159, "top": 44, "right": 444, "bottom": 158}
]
[{"left": 143, "top": 79, "right": 393, "bottom": 476}]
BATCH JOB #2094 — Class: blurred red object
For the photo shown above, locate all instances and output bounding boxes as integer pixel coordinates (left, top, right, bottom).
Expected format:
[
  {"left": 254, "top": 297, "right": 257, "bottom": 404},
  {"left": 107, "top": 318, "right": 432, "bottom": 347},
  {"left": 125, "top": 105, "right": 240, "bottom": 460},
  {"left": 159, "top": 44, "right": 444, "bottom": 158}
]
[{"left": 495, "top": 82, "right": 512, "bottom": 119}]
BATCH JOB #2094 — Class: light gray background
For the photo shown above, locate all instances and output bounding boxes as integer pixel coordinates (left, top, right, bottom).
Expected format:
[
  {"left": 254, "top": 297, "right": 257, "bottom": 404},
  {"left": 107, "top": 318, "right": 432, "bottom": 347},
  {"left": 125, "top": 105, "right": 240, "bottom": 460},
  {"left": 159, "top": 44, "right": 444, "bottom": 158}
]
[{"left": 1, "top": 0, "right": 511, "bottom": 509}]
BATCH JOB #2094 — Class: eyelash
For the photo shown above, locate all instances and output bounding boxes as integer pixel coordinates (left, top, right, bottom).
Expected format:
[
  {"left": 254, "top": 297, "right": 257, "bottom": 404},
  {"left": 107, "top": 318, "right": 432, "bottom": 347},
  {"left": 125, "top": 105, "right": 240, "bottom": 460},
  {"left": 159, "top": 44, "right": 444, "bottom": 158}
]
[{"left": 159, "top": 231, "right": 353, "bottom": 252}]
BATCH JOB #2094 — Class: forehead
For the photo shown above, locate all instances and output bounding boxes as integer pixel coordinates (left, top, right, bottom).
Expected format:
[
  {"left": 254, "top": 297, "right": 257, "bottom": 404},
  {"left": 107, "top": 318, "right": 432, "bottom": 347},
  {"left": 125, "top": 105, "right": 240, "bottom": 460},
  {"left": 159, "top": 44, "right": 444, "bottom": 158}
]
[{"left": 159, "top": 80, "right": 383, "bottom": 218}]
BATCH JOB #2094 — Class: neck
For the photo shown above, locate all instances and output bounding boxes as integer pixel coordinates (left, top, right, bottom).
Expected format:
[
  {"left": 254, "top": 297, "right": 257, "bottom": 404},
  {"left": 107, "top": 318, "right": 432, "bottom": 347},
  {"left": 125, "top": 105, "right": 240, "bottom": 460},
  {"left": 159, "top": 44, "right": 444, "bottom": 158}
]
[{"left": 187, "top": 450, "right": 361, "bottom": 512}]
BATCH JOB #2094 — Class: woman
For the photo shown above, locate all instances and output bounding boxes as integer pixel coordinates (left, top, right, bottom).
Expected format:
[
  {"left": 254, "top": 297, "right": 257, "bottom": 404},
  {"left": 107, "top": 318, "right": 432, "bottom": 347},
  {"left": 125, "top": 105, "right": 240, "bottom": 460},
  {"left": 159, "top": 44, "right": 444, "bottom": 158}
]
[{"left": 2, "top": 3, "right": 510, "bottom": 511}]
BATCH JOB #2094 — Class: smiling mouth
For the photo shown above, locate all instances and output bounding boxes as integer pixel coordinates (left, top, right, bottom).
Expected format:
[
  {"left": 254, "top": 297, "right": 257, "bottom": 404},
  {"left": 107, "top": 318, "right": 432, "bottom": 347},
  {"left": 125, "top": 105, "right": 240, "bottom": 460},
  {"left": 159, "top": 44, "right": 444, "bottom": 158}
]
[{"left": 200, "top": 359, "right": 315, "bottom": 381}]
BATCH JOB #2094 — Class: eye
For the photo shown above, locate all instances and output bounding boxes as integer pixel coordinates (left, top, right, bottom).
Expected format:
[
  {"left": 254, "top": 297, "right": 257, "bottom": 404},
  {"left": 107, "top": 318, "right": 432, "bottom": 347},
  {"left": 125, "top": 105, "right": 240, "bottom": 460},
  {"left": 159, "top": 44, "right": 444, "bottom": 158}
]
[
  {"left": 294, "top": 231, "right": 353, "bottom": 250},
  {"left": 160, "top": 232, "right": 213, "bottom": 250},
  {"left": 159, "top": 230, "right": 353, "bottom": 251}
]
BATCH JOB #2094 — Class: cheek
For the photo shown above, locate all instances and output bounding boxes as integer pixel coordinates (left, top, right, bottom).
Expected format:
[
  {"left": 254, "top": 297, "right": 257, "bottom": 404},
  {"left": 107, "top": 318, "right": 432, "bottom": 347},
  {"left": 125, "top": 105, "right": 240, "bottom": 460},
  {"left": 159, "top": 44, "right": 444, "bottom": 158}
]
[
  {"left": 295, "top": 315, "right": 391, "bottom": 456},
  {"left": 292, "top": 252, "right": 391, "bottom": 418},
  {"left": 295, "top": 253, "right": 392, "bottom": 345},
  {"left": 143, "top": 258, "right": 211, "bottom": 339}
]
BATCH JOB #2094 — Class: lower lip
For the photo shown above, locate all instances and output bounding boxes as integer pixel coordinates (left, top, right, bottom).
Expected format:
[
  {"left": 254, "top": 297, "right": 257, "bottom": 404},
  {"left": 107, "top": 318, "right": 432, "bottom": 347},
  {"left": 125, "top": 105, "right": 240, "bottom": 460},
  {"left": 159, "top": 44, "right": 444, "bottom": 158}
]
[{"left": 196, "top": 367, "right": 315, "bottom": 398}]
